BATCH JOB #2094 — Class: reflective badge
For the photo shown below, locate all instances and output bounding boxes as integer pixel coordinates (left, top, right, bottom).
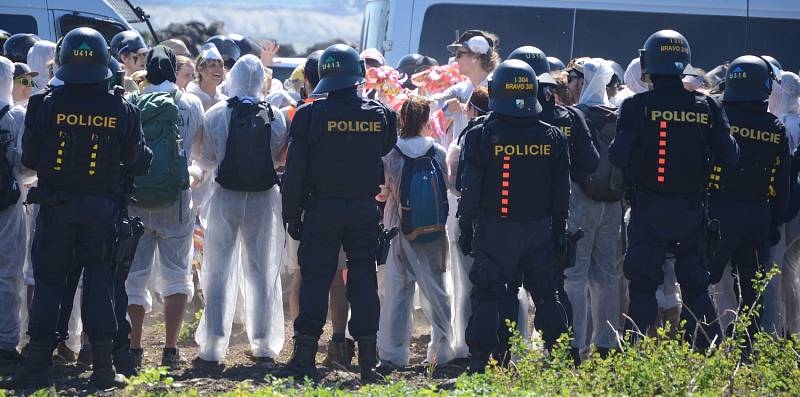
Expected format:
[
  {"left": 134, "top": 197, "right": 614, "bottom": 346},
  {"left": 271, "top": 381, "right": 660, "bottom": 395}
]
[
  {"left": 515, "top": 99, "right": 525, "bottom": 109},
  {"left": 674, "top": 62, "right": 684, "bottom": 71},
  {"left": 73, "top": 43, "right": 95, "bottom": 58}
]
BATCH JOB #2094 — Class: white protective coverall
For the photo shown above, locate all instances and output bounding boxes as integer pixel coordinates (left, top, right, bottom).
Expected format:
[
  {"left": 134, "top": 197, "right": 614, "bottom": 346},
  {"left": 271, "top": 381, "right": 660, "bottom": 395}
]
[
  {"left": 125, "top": 81, "right": 204, "bottom": 313},
  {"left": 377, "top": 136, "right": 455, "bottom": 366},
  {"left": 195, "top": 55, "right": 288, "bottom": 361},
  {"left": 26, "top": 41, "right": 56, "bottom": 96},
  {"left": 567, "top": 58, "right": 623, "bottom": 353},
  {"left": 611, "top": 58, "right": 649, "bottom": 108},
  {"left": 764, "top": 71, "right": 800, "bottom": 334},
  {"left": 0, "top": 57, "right": 34, "bottom": 353}
]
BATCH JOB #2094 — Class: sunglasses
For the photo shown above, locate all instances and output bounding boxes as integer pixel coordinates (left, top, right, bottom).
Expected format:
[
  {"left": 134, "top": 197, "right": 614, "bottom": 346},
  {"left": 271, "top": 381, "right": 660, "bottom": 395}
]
[
  {"left": 15, "top": 77, "right": 36, "bottom": 87},
  {"left": 567, "top": 72, "right": 582, "bottom": 83}
]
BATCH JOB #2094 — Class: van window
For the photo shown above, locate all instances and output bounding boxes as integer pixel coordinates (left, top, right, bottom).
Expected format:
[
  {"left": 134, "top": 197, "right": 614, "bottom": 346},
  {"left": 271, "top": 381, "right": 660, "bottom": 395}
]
[
  {"left": 573, "top": 9, "right": 800, "bottom": 71},
  {"left": 418, "top": 4, "right": 573, "bottom": 66},
  {"left": 0, "top": 14, "right": 38, "bottom": 35},
  {"left": 59, "top": 14, "right": 126, "bottom": 43}
]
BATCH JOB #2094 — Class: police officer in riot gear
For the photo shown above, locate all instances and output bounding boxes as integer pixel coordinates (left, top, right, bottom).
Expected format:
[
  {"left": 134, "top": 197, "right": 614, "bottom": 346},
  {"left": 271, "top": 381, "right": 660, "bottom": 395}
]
[
  {"left": 508, "top": 46, "right": 599, "bottom": 182},
  {"left": 708, "top": 55, "right": 789, "bottom": 345},
  {"left": 609, "top": 30, "right": 739, "bottom": 350},
  {"left": 503, "top": 46, "right": 597, "bottom": 362},
  {"left": 4, "top": 27, "right": 150, "bottom": 390},
  {"left": 278, "top": 44, "right": 397, "bottom": 383},
  {"left": 458, "top": 59, "right": 571, "bottom": 373}
]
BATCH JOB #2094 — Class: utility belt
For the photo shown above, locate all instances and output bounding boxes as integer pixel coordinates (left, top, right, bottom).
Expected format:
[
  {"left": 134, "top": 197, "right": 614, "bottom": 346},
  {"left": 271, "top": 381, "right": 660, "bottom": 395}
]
[
  {"left": 24, "top": 186, "right": 71, "bottom": 206},
  {"left": 708, "top": 190, "right": 769, "bottom": 204},
  {"left": 632, "top": 188, "right": 705, "bottom": 209},
  {"left": 479, "top": 206, "right": 550, "bottom": 222},
  {"left": 25, "top": 186, "right": 120, "bottom": 207},
  {"left": 302, "top": 185, "right": 377, "bottom": 210}
]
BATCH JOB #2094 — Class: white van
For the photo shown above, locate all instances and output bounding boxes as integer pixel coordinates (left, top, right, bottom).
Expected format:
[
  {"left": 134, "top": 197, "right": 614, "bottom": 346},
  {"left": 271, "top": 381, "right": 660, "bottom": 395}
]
[
  {"left": 362, "top": 0, "right": 800, "bottom": 71},
  {"left": 0, "top": 0, "right": 158, "bottom": 43}
]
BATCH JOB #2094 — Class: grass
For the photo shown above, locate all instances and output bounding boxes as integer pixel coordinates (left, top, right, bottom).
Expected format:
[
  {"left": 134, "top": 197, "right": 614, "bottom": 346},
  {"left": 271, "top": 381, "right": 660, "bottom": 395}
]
[
  {"left": 178, "top": 309, "right": 203, "bottom": 344},
  {"left": 6, "top": 270, "right": 800, "bottom": 396}
]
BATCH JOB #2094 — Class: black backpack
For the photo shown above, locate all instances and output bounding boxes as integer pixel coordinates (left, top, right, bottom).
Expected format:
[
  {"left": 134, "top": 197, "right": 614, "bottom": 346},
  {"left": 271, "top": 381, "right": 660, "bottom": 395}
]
[
  {"left": 0, "top": 106, "right": 20, "bottom": 210},
  {"left": 215, "top": 97, "right": 278, "bottom": 192},
  {"left": 574, "top": 104, "right": 624, "bottom": 201}
]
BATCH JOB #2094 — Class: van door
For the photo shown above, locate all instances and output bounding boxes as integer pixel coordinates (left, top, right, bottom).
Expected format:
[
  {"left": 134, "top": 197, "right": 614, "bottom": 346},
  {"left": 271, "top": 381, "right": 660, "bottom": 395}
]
[
  {"left": 51, "top": 10, "right": 126, "bottom": 42},
  {"left": 0, "top": 6, "right": 51, "bottom": 38},
  {"left": 361, "top": 0, "right": 389, "bottom": 54}
]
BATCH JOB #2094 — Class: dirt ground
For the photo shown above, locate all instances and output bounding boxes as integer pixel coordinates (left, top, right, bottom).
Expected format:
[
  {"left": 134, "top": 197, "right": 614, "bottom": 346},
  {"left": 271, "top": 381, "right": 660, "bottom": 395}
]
[{"left": 0, "top": 304, "right": 467, "bottom": 396}]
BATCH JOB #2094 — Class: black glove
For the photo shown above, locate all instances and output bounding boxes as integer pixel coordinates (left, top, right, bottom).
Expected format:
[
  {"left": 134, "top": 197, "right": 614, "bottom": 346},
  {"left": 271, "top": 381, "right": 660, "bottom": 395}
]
[
  {"left": 286, "top": 221, "right": 303, "bottom": 241},
  {"left": 551, "top": 218, "right": 567, "bottom": 243},
  {"left": 458, "top": 218, "right": 475, "bottom": 256},
  {"left": 769, "top": 224, "right": 782, "bottom": 247}
]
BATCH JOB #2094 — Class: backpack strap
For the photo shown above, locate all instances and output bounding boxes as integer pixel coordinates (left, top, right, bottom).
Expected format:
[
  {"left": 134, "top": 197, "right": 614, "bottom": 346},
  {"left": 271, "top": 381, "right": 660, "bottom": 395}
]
[
  {"left": 394, "top": 144, "right": 411, "bottom": 161},
  {"left": 0, "top": 105, "right": 10, "bottom": 122},
  {"left": 264, "top": 102, "right": 275, "bottom": 122}
]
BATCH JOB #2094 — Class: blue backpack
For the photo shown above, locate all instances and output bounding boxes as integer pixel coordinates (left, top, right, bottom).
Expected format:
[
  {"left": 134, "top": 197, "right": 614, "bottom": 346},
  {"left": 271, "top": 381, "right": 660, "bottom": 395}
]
[{"left": 396, "top": 145, "right": 449, "bottom": 243}]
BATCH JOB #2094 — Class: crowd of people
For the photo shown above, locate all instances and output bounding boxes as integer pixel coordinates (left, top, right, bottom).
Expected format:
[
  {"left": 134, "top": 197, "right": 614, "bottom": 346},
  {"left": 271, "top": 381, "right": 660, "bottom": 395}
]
[{"left": 0, "top": 22, "right": 798, "bottom": 391}]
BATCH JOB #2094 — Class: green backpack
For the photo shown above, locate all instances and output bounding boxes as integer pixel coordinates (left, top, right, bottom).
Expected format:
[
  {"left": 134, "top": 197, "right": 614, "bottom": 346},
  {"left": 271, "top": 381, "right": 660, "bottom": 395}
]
[{"left": 132, "top": 90, "right": 190, "bottom": 208}]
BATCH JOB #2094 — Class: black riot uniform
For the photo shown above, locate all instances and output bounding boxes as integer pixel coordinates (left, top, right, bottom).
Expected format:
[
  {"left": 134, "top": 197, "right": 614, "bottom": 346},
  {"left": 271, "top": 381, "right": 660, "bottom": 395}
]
[
  {"left": 708, "top": 56, "right": 789, "bottom": 343},
  {"left": 508, "top": 46, "right": 600, "bottom": 182},
  {"left": 488, "top": 46, "right": 596, "bottom": 362},
  {"left": 609, "top": 30, "right": 739, "bottom": 350},
  {"left": 278, "top": 44, "right": 397, "bottom": 383},
  {"left": 458, "top": 59, "right": 571, "bottom": 373},
  {"left": 4, "top": 28, "right": 150, "bottom": 390}
]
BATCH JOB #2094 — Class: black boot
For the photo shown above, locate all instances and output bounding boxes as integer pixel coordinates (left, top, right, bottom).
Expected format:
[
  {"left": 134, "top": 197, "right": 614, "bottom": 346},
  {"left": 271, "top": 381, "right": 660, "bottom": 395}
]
[
  {"left": 89, "top": 341, "right": 128, "bottom": 390},
  {"left": 322, "top": 340, "right": 351, "bottom": 368},
  {"left": 273, "top": 335, "right": 320, "bottom": 382},
  {"left": 1, "top": 341, "right": 53, "bottom": 390},
  {"left": 570, "top": 347, "right": 582, "bottom": 366},
  {"left": 113, "top": 344, "right": 139, "bottom": 377},
  {"left": 356, "top": 336, "right": 382, "bottom": 384},
  {"left": 467, "top": 351, "right": 490, "bottom": 374}
]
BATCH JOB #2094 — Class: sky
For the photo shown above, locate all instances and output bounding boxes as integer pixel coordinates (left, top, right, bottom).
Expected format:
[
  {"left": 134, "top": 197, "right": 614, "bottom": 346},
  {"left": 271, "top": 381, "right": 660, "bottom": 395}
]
[{"left": 137, "top": 0, "right": 366, "bottom": 52}]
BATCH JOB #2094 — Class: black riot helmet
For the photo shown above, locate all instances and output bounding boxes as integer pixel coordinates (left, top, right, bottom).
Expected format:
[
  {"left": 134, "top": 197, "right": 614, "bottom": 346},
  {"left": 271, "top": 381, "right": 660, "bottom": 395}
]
[
  {"left": 313, "top": 44, "right": 366, "bottom": 95},
  {"left": 508, "top": 46, "right": 556, "bottom": 86},
  {"left": 397, "top": 53, "right": 424, "bottom": 75},
  {"left": 110, "top": 30, "right": 147, "bottom": 59},
  {"left": 108, "top": 56, "right": 124, "bottom": 88},
  {"left": 547, "top": 56, "right": 565, "bottom": 72},
  {"left": 304, "top": 50, "right": 323, "bottom": 88},
  {"left": 639, "top": 30, "right": 692, "bottom": 77},
  {"left": 56, "top": 27, "right": 112, "bottom": 84},
  {"left": 396, "top": 53, "right": 438, "bottom": 89},
  {"left": 723, "top": 55, "right": 777, "bottom": 102},
  {"left": 0, "top": 30, "right": 10, "bottom": 56},
  {"left": 3, "top": 33, "right": 39, "bottom": 63},
  {"left": 488, "top": 59, "right": 541, "bottom": 117},
  {"left": 205, "top": 35, "right": 241, "bottom": 69},
  {"left": 228, "top": 34, "right": 263, "bottom": 57},
  {"left": 761, "top": 55, "right": 782, "bottom": 72}
]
